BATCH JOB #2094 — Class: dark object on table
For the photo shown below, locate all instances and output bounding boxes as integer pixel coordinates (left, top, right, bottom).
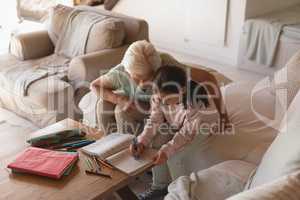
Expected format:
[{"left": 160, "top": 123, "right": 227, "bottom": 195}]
[
  {"left": 53, "top": 140, "right": 96, "bottom": 150},
  {"left": 84, "top": 0, "right": 104, "bottom": 6},
  {"left": 27, "top": 129, "right": 86, "bottom": 147},
  {"left": 104, "top": 0, "right": 119, "bottom": 10}
]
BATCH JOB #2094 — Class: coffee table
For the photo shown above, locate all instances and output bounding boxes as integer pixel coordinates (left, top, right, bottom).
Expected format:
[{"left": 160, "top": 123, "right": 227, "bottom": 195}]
[{"left": 0, "top": 118, "right": 147, "bottom": 200}]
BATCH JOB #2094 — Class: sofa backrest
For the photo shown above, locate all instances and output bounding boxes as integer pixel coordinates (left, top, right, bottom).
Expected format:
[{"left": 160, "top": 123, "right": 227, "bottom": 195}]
[
  {"left": 48, "top": 5, "right": 148, "bottom": 46},
  {"left": 77, "top": 6, "right": 149, "bottom": 44}
]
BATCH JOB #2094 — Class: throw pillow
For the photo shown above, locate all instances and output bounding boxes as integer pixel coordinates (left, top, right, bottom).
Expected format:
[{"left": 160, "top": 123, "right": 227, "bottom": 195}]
[
  {"left": 47, "top": 4, "right": 73, "bottom": 46},
  {"left": 85, "top": 18, "right": 125, "bottom": 53}
]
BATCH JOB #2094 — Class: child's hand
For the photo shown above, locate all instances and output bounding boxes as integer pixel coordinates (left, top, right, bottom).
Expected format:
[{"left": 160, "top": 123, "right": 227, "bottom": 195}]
[
  {"left": 130, "top": 142, "right": 145, "bottom": 157},
  {"left": 153, "top": 150, "right": 168, "bottom": 165}
]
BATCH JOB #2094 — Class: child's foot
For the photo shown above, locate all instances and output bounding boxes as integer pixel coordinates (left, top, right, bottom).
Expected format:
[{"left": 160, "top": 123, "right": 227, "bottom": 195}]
[{"left": 138, "top": 187, "right": 168, "bottom": 200}]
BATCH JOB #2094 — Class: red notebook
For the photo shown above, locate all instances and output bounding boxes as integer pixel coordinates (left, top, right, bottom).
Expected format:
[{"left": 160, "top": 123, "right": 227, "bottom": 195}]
[{"left": 7, "top": 147, "right": 78, "bottom": 179}]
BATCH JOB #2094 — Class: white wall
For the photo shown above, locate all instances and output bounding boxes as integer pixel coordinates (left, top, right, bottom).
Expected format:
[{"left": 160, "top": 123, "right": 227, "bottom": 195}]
[
  {"left": 0, "top": 1, "right": 19, "bottom": 27},
  {"left": 113, "top": 0, "right": 247, "bottom": 67},
  {"left": 245, "top": 0, "right": 300, "bottom": 19}
]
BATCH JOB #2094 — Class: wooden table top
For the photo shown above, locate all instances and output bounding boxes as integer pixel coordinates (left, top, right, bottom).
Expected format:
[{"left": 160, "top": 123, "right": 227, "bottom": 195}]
[{"left": 0, "top": 118, "right": 132, "bottom": 200}]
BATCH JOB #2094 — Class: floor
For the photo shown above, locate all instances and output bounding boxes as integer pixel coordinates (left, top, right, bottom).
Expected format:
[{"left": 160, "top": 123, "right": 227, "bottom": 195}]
[
  {"left": 166, "top": 49, "right": 265, "bottom": 83},
  {"left": 103, "top": 172, "right": 161, "bottom": 200}
]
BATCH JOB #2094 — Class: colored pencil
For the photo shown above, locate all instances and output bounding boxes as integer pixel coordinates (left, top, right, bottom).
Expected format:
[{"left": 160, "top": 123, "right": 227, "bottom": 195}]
[
  {"left": 95, "top": 157, "right": 115, "bottom": 170},
  {"left": 85, "top": 170, "right": 112, "bottom": 179},
  {"left": 84, "top": 158, "right": 93, "bottom": 170}
]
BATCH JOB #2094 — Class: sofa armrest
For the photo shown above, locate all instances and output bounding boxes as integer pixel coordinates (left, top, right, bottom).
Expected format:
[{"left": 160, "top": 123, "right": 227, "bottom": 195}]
[
  {"left": 68, "top": 45, "right": 129, "bottom": 85},
  {"left": 79, "top": 91, "right": 98, "bottom": 128},
  {"left": 10, "top": 30, "right": 54, "bottom": 60}
]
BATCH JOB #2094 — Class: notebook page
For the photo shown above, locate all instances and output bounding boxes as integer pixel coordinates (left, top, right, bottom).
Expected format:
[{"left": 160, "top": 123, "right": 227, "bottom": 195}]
[
  {"left": 106, "top": 148, "right": 157, "bottom": 176},
  {"left": 81, "top": 133, "right": 134, "bottom": 159}
]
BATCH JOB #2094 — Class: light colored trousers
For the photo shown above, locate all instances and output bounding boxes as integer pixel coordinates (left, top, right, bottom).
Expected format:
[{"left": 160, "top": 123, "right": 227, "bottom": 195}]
[
  {"left": 97, "top": 99, "right": 173, "bottom": 188},
  {"left": 96, "top": 98, "right": 147, "bottom": 135}
]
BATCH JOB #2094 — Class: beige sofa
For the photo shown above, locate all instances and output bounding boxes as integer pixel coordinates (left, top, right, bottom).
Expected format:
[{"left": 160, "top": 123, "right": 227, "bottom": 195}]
[
  {"left": 164, "top": 50, "right": 300, "bottom": 200},
  {"left": 0, "top": 5, "right": 148, "bottom": 127}
]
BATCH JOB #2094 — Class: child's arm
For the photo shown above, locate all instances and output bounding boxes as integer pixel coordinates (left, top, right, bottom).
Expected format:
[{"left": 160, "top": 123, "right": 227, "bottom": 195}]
[
  {"left": 137, "top": 95, "right": 164, "bottom": 147},
  {"left": 159, "top": 112, "right": 206, "bottom": 158}
]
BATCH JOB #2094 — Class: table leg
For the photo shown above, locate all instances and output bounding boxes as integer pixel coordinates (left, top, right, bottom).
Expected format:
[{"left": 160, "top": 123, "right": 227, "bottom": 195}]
[{"left": 116, "top": 186, "right": 139, "bottom": 200}]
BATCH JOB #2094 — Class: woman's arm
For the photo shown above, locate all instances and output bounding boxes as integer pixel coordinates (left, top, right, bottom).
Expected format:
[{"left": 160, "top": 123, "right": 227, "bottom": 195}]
[{"left": 90, "top": 76, "right": 129, "bottom": 105}]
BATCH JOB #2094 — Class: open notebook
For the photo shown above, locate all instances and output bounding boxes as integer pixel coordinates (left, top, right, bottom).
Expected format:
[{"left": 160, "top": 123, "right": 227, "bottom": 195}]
[{"left": 81, "top": 133, "right": 157, "bottom": 176}]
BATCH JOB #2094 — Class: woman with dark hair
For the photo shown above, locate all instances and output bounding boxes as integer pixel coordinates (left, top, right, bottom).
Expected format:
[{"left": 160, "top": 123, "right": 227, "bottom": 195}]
[{"left": 130, "top": 65, "right": 222, "bottom": 200}]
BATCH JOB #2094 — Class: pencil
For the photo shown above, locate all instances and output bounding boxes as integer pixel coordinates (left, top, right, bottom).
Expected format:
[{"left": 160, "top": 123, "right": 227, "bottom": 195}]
[
  {"left": 93, "top": 156, "right": 104, "bottom": 169},
  {"left": 84, "top": 158, "right": 93, "bottom": 170},
  {"left": 95, "top": 157, "right": 115, "bottom": 170},
  {"left": 92, "top": 156, "right": 101, "bottom": 171},
  {"left": 132, "top": 137, "right": 139, "bottom": 160},
  {"left": 85, "top": 170, "right": 112, "bottom": 179}
]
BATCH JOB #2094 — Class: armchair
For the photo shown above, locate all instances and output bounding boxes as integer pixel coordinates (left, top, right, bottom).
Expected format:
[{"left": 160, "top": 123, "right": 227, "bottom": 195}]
[{"left": 165, "top": 50, "right": 300, "bottom": 200}]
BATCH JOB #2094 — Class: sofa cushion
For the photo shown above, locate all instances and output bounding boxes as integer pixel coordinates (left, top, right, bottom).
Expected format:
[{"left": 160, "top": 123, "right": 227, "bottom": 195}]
[
  {"left": 249, "top": 89, "right": 300, "bottom": 188},
  {"left": 227, "top": 172, "right": 300, "bottom": 200},
  {"left": 85, "top": 18, "right": 125, "bottom": 53},
  {"left": 48, "top": 5, "right": 126, "bottom": 53},
  {"left": 48, "top": 4, "right": 73, "bottom": 46},
  {"left": 207, "top": 78, "right": 284, "bottom": 166},
  {"left": 92, "top": 7, "right": 149, "bottom": 44},
  {"left": 0, "top": 54, "right": 75, "bottom": 127},
  {"left": 165, "top": 160, "right": 256, "bottom": 200},
  {"left": 225, "top": 78, "right": 284, "bottom": 135}
]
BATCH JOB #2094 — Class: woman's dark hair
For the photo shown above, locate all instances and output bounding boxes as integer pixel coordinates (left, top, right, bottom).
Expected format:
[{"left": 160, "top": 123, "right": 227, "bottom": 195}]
[{"left": 153, "top": 65, "right": 209, "bottom": 108}]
